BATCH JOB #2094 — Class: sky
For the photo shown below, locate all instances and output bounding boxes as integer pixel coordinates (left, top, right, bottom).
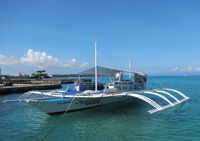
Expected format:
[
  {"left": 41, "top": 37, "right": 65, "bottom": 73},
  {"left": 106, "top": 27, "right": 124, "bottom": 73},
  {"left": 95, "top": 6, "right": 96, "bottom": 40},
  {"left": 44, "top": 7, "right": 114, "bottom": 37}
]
[{"left": 0, "top": 0, "right": 200, "bottom": 76}]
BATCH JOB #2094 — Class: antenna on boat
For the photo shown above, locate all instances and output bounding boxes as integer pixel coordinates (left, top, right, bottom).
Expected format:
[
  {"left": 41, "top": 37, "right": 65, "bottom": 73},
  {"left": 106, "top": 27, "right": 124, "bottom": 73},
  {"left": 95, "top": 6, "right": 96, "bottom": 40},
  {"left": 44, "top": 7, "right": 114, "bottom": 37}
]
[
  {"left": 95, "top": 40, "right": 98, "bottom": 91},
  {"left": 129, "top": 54, "right": 132, "bottom": 80}
]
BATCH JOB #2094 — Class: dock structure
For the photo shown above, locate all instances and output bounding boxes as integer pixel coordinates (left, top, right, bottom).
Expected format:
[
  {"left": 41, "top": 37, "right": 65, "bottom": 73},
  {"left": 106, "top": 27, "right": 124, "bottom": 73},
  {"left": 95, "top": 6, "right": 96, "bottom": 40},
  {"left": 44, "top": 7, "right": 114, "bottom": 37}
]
[
  {"left": 0, "top": 79, "right": 91, "bottom": 95},
  {"left": 0, "top": 79, "right": 91, "bottom": 84},
  {"left": 0, "top": 84, "right": 62, "bottom": 95}
]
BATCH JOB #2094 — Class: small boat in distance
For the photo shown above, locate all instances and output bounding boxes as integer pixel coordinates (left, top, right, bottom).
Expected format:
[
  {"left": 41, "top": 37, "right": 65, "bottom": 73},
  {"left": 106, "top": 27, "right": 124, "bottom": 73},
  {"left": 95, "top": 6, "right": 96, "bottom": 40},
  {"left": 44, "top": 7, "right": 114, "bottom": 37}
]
[{"left": 3, "top": 42, "right": 190, "bottom": 115}]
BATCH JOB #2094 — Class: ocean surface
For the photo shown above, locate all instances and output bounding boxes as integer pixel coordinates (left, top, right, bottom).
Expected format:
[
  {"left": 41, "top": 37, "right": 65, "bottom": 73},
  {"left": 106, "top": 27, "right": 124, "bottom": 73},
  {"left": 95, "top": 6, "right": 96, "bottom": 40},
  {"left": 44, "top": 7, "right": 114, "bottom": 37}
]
[{"left": 0, "top": 76, "right": 200, "bottom": 141}]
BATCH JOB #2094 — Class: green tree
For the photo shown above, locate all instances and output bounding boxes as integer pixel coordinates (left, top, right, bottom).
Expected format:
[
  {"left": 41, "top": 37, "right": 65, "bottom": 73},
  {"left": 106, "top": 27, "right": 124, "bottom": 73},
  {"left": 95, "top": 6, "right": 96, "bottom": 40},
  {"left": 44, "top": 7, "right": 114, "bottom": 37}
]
[{"left": 35, "top": 70, "right": 47, "bottom": 79}]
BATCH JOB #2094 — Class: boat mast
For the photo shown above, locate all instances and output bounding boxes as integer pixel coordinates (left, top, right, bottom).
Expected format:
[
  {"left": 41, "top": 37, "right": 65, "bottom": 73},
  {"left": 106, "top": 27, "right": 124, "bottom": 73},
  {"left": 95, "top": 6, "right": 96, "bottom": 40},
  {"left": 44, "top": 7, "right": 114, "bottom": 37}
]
[
  {"left": 95, "top": 40, "right": 98, "bottom": 91},
  {"left": 129, "top": 54, "right": 132, "bottom": 79}
]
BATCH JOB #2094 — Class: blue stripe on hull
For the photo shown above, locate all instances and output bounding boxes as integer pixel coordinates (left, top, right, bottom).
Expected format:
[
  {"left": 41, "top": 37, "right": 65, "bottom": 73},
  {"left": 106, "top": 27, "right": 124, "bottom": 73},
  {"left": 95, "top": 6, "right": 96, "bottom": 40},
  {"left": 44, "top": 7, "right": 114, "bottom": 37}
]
[{"left": 40, "top": 97, "right": 73, "bottom": 102}]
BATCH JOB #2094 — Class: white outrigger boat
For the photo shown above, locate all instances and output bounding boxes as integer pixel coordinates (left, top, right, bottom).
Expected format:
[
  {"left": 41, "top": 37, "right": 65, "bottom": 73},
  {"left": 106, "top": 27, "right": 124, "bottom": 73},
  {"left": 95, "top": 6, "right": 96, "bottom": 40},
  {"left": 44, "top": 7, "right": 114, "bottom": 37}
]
[{"left": 3, "top": 42, "right": 190, "bottom": 115}]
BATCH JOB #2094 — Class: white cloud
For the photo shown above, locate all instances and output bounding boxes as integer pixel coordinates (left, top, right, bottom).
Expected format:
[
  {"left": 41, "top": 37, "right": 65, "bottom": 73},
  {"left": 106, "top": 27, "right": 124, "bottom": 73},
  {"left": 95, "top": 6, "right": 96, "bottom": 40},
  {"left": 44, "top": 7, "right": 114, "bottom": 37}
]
[
  {"left": 170, "top": 67, "right": 179, "bottom": 72},
  {"left": 188, "top": 66, "right": 193, "bottom": 71},
  {"left": 195, "top": 68, "right": 200, "bottom": 71},
  {"left": 172, "top": 66, "right": 200, "bottom": 73},
  {"left": 0, "top": 55, "right": 18, "bottom": 65},
  {"left": 20, "top": 49, "right": 88, "bottom": 68},
  {"left": 145, "top": 66, "right": 200, "bottom": 75},
  {"left": 180, "top": 66, "right": 193, "bottom": 72}
]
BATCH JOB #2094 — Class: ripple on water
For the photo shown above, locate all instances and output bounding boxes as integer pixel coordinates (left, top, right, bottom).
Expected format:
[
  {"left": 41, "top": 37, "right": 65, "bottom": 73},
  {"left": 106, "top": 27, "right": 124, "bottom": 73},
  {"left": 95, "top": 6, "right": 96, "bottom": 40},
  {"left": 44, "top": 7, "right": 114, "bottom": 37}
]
[{"left": 1, "top": 76, "right": 200, "bottom": 140}]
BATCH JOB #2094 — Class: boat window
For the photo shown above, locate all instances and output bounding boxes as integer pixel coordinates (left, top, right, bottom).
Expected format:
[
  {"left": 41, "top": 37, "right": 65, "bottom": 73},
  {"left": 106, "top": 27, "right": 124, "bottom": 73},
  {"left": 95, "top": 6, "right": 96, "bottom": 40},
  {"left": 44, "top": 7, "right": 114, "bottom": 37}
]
[{"left": 109, "top": 84, "right": 114, "bottom": 86}]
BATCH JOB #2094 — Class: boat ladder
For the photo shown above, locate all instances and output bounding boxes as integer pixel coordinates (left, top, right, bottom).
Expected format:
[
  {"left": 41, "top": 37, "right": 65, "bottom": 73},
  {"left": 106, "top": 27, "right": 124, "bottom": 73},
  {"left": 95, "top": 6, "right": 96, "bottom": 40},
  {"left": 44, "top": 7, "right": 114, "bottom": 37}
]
[{"left": 127, "top": 88, "right": 190, "bottom": 114}]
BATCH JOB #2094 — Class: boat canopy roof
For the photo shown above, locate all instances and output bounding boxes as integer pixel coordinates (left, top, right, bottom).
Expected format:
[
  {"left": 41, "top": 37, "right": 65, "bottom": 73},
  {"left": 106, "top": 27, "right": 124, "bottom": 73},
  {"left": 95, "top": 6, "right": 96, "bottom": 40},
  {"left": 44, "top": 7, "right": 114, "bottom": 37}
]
[{"left": 78, "top": 66, "right": 122, "bottom": 76}]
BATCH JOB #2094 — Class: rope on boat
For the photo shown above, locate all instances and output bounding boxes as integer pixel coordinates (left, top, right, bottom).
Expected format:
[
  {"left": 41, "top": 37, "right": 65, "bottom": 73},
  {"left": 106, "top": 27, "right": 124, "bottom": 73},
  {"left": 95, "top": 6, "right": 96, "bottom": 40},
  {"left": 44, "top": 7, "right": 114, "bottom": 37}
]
[
  {"left": 41, "top": 95, "right": 77, "bottom": 141},
  {"left": 148, "top": 76, "right": 167, "bottom": 89}
]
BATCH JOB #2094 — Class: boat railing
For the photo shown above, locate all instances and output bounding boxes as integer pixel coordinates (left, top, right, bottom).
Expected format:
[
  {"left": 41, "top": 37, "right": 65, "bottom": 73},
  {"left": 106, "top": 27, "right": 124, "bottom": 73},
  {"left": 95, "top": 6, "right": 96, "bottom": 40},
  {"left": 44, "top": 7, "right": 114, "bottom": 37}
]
[
  {"left": 108, "top": 81, "right": 145, "bottom": 91},
  {"left": 134, "top": 82, "right": 145, "bottom": 90},
  {"left": 75, "top": 81, "right": 104, "bottom": 91},
  {"left": 3, "top": 90, "right": 64, "bottom": 103}
]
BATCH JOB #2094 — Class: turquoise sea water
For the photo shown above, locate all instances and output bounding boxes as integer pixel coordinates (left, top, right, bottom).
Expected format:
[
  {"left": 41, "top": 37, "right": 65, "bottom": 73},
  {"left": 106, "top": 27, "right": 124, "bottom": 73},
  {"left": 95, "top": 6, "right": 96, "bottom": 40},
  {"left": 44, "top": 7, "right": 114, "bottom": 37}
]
[{"left": 0, "top": 76, "right": 200, "bottom": 140}]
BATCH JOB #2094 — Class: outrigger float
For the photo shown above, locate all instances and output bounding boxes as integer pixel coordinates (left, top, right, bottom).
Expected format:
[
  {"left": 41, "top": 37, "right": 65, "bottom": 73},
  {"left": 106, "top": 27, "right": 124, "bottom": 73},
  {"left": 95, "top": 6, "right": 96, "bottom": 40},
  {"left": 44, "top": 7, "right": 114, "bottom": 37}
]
[{"left": 3, "top": 42, "right": 190, "bottom": 115}]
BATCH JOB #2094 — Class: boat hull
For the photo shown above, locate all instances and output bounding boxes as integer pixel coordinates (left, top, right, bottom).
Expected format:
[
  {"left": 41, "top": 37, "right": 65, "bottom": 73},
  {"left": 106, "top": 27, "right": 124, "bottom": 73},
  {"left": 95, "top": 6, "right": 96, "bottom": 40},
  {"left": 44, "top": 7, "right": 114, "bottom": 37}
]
[{"left": 26, "top": 94, "right": 132, "bottom": 115}]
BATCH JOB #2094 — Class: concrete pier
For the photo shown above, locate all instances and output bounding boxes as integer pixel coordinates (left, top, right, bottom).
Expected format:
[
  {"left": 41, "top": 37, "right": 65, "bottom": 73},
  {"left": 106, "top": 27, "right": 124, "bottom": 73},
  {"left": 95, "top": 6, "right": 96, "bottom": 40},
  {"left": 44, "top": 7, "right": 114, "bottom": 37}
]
[
  {"left": 1, "top": 79, "right": 91, "bottom": 84},
  {"left": 0, "top": 78, "right": 91, "bottom": 94},
  {"left": 0, "top": 84, "right": 62, "bottom": 95}
]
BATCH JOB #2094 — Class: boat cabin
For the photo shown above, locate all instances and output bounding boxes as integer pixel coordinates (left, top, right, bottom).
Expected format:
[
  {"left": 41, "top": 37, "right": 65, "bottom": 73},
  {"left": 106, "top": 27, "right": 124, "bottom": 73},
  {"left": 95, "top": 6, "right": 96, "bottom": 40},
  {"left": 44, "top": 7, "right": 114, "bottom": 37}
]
[
  {"left": 77, "top": 66, "right": 147, "bottom": 92},
  {"left": 108, "top": 72, "right": 146, "bottom": 91},
  {"left": 75, "top": 82, "right": 104, "bottom": 91}
]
